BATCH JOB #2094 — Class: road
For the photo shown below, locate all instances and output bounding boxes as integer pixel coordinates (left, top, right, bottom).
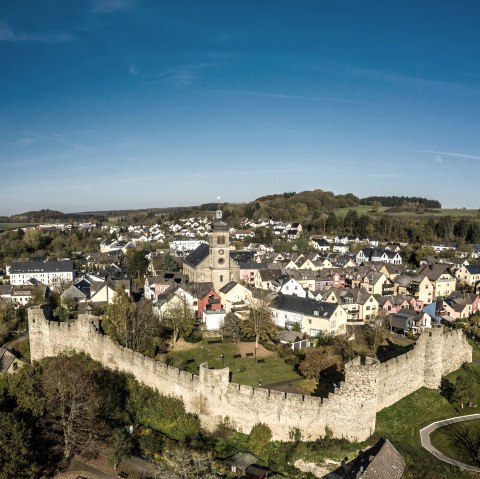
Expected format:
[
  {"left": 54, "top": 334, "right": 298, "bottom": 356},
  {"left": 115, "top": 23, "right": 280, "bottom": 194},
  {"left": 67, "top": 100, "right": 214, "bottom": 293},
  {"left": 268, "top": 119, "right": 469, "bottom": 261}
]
[{"left": 419, "top": 414, "right": 480, "bottom": 472}]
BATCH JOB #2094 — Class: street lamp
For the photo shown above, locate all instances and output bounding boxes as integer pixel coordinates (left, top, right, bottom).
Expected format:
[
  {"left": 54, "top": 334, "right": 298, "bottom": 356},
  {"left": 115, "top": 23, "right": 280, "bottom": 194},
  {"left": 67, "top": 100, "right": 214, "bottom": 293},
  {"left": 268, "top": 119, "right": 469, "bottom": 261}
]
[{"left": 220, "top": 353, "right": 224, "bottom": 368}]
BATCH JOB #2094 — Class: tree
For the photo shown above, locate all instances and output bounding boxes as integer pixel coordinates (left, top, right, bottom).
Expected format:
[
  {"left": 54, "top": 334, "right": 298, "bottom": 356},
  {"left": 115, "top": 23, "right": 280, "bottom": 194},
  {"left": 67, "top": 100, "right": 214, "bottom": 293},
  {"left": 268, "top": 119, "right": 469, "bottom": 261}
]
[
  {"left": 104, "top": 285, "right": 136, "bottom": 346},
  {"left": 243, "top": 291, "right": 276, "bottom": 355},
  {"left": 129, "top": 298, "right": 163, "bottom": 356},
  {"left": 126, "top": 249, "right": 149, "bottom": 284},
  {"left": 299, "top": 347, "right": 337, "bottom": 380},
  {"left": 0, "top": 412, "right": 39, "bottom": 479},
  {"left": 221, "top": 312, "right": 241, "bottom": 343},
  {"left": 452, "top": 375, "right": 476, "bottom": 409},
  {"left": 41, "top": 355, "right": 99, "bottom": 460},
  {"left": 248, "top": 422, "right": 272, "bottom": 456},
  {"left": 162, "top": 298, "right": 195, "bottom": 349},
  {"left": 109, "top": 428, "right": 132, "bottom": 471}
]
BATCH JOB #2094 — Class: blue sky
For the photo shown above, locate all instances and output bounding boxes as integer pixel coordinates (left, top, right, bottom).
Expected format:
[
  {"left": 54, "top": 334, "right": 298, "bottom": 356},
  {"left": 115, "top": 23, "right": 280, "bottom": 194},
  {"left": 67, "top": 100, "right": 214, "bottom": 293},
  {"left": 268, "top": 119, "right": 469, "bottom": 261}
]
[{"left": 1, "top": 0, "right": 480, "bottom": 214}]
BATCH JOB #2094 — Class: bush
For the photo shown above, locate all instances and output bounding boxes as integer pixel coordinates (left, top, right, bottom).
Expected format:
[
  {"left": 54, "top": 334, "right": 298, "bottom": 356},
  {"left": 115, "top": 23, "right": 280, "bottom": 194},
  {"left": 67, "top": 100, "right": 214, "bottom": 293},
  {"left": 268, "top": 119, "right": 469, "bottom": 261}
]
[
  {"left": 184, "top": 330, "right": 203, "bottom": 343},
  {"left": 248, "top": 423, "right": 272, "bottom": 457}
]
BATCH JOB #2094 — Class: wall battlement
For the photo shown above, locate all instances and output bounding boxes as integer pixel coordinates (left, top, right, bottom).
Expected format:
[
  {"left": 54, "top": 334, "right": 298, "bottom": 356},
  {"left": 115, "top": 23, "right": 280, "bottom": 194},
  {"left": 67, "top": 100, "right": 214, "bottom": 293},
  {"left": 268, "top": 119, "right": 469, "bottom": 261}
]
[{"left": 28, "top": 306, "right": 472, "bottom": 442}]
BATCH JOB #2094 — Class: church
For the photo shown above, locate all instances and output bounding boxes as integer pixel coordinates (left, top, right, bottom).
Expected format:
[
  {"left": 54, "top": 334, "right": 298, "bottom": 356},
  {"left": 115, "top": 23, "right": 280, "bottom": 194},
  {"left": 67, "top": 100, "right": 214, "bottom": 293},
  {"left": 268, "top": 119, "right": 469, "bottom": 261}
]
[{"left": 182, "top": 209, "right": 240, "bottom": 292}]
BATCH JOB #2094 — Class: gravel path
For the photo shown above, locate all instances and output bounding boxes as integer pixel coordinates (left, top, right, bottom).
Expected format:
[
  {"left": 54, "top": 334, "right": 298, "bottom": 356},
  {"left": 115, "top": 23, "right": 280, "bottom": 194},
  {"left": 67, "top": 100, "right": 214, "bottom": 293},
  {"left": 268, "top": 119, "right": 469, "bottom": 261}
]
[{"left": 420, "top": 414, "right": 480, "bottom": 472}]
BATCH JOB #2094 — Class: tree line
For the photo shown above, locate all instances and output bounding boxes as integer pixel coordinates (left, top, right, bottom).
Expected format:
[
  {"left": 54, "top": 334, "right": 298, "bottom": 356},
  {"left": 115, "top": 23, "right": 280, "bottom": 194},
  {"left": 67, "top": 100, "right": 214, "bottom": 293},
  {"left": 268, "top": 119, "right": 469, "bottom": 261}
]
[{"left": 360, "top": 196, "right": 441, "bottom": 208}]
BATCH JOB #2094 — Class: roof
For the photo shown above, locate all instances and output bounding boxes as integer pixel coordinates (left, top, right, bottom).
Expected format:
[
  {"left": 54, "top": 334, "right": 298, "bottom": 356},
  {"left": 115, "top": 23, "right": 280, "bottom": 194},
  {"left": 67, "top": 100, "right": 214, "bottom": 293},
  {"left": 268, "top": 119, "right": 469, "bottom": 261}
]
[
  {"left": 225, "top": 452, "right": 258, "bottom": 470},
  {"left": 10, "top": 259, "right": 74, "bottom": 274},
  {"left": 0, "top": 348, "right": 16, "bottom": 374},
  {"left": 345, "top": 438, "right": 405, "bottom": 479},
  {"left": 465, "top": 264, "right": 480, "bottom": 275},
  {"left": 417, "top": 263, "right": 453, "bottom": 281},
  {"left": 183, "top": 243, "right": 210, "bottom": 268},
  {"left": 220, "top": 281, "right": 240, "bottom": 294},
  {"left": 272, "top": 294, "right": 338, "bottom": 318}
]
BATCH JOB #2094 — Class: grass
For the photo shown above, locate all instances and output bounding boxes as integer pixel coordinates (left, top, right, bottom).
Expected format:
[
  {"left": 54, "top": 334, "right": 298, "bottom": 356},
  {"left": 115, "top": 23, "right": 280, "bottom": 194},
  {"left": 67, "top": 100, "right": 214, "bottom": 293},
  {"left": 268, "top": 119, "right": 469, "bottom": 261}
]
[
  {"left": 430, "top": 419, "right": 480, "bottom": 467},
  {"left": 161, "top": 340, "right": 300, "bottom": 388},
  {"left": 374, "top": 362, "right": 480, "bottom": 478},
  {"left": 0, "top": 222, "right": 38, "bottom": 230},
  {"left": 333, "top": 205, "right": 479, "bottom": 218}
]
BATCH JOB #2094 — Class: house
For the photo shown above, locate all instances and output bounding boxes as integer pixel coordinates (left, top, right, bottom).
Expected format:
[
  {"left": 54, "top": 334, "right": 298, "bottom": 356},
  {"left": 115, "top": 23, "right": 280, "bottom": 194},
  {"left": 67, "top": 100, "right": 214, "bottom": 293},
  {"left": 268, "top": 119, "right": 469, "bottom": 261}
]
[
  {"left": 456, "top": 264, "right": 480, "bottom": 288},
  {"left": 238, "top": 261, "right": 268, "bottom": 286},
  {"left": 202, "top": 309, "right": 226, "bottom": 331},
  {"left": 310, "top": 238, "right": 330, "bottom": 251},
  {"left": 277, "top": 330, "right": 314, "bottom": 350},
  {"left": 0, "top": 284, "right": 48, "bottom": 306},
  {"left": 254, "top": 269, "right": 282, "bottom": 290},
  {"left": 356, "top": 248, "right": 402, "bottom": 265},
  {"left": 271, "top": 294, "right": 347, "bottom": 336},
  {"left": 275, "top": 277, "right": 307, "bottom": 298},
  {"left": 417, "top": 263, "right": 456, "bottom": 299},
  {"left": 323, "top": 287, "right": 379, "bottom": 323},
  {"left": 393, "top": 273, "right": 432, "bottom": 304},
  {"left": 225, "top": 453, "right": 270, "bottom": 479},
  {"left": 196, "top": 285, "right": 222, "bottom": 318},
  {"left": 0, "top": 348, "right": 25, "bottom": 374},
  {"left": 344, "top": 438, "right": 405, "bottom": 479},
  {"left": 423, "top": 241, "right": 458, "bottom": 253},
  {"left": 389, "top": 308, "right": 432, "bottom": 334},
  {"left": 361, "top": 271, "right": 392, "bottom": 296},
  {"left": 9, "top": 259, "right": 75, "bottom": 290},
  {"left": 219, "top": 281, "right": 253, "bottom": 314}
]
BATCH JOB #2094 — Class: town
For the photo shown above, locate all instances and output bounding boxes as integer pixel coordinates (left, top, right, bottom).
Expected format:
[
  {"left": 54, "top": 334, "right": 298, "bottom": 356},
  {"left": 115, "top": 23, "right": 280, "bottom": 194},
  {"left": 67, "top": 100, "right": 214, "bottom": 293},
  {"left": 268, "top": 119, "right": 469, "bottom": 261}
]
[{"left": 1, "top": 193, "right": 480, "bottom": 479}]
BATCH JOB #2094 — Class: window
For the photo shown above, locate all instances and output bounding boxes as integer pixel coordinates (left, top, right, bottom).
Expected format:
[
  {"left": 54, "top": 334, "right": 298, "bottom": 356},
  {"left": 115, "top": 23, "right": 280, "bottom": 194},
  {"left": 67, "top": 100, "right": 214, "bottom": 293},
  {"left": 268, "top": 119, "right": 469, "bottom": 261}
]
[
  {"left": 366, "top": 306, "right": 370, "bottom": 310},
  {"left": 217, "top": 236, "right": 226, "bottom": 245},
  {"left": 220, "top": 275, "right": 223, "bottom": 282},
  {"left": 308, "top": 319, "right": 312, "bottom": 324},
  {"left": 314, "top": 311, "right": 319, "bottom": 316}
]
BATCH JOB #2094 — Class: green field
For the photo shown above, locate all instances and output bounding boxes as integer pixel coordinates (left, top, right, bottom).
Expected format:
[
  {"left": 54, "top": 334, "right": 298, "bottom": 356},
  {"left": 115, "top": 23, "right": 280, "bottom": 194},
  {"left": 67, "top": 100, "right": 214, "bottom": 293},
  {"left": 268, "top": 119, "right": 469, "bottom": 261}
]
[
  {"left": 375, "top": 358, "right": 480, "bottom": 479},
  {"left": 334, "top": 205, "right": 479, "bottom": 218},
  {"left": 161, "top": 340, "right": 300, "bottom": 388},
  {"left": 0, "top": 222, "right": 38, "bottom": 230},
  {"left": 430, "top": 418, "right": 480, "bottom": 468}
]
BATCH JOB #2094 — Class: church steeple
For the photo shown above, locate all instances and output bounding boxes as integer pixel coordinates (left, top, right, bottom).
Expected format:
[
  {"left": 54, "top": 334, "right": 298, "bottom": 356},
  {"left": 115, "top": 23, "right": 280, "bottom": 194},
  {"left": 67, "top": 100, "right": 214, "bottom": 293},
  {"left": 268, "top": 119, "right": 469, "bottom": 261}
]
[{"left": 209, "top": 201, "right": 229, "bottom": 290}]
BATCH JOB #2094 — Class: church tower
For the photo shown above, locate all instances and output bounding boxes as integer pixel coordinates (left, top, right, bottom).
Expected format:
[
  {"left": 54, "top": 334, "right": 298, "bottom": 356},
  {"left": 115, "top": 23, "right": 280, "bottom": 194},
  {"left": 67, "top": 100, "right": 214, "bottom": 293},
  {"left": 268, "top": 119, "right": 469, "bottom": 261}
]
[{"left": 209, "top": 208, "right": 230, "bottom": 291}]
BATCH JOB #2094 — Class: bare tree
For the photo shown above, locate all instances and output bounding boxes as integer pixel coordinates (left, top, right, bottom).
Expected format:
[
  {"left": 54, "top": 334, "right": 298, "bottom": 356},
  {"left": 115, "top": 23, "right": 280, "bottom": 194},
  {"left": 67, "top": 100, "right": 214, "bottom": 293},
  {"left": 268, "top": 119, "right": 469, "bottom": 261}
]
[
  {"left": 41, "top": 355, "right": 99, "bottom": 460},
  {"left": 162, "top": 298, "right": 195, "bottom": 349},
  {"left": 243, "top": 290, "right": 276, "bottom": 357},
  {"left": 221, "top": 312, "right": 241, "bottom": 343}
]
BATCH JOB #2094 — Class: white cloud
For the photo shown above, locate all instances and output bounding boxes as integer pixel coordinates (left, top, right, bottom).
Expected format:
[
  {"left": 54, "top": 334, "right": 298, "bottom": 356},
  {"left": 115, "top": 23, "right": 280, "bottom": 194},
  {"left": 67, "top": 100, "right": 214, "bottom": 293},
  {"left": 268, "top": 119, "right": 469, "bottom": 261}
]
[
  {"left": 92, "top": 0, "right": 135, "bottom": 13},
  {"left": 207, "top": 89, "right": 358, "bottom": 104},
  {"left": 128, "top": 64, "right": 139, "bottom": 76},
  {"left": 410, "top": 148, "right": 480, "bottom": 161},
  {"left": 0, "top": 21, "right": 72, "bottom": 42}
]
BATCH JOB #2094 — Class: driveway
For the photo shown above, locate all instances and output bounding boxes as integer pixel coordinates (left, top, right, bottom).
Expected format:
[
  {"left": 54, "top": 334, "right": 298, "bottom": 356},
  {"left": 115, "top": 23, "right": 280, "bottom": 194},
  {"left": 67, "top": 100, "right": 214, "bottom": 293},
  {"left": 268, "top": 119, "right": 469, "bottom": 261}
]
[{"left": 420, "top": 414, "right": 480, "bottom": 472}]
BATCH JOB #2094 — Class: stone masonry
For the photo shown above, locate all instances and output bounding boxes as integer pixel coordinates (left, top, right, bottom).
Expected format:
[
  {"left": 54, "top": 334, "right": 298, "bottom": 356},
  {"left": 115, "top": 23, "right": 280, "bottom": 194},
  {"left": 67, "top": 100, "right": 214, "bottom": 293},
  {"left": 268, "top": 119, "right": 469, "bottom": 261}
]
[{"left": 28, "top": 306, "right": 472, "bottom": 442}]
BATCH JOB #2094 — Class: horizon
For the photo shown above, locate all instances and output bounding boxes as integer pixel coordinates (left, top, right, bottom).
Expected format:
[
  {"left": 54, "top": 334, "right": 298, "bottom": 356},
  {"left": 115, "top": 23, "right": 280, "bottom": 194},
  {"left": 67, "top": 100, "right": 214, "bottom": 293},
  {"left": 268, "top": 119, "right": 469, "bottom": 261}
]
[{"left": 1, "top": 1, "right": 480, "bottom": 214}]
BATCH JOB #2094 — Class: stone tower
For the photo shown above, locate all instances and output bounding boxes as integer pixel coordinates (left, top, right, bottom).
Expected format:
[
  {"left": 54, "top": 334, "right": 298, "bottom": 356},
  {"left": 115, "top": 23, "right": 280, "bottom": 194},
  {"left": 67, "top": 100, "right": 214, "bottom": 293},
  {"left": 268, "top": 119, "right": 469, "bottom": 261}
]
[{"left": 209, "top": 208, "right": 230, "bottom": 291}]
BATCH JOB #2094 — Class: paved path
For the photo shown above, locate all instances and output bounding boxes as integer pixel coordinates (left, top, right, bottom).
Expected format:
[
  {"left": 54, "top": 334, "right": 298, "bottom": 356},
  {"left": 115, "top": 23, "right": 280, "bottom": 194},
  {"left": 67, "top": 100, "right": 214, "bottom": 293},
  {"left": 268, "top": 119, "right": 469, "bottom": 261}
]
[{"left": 420, "top": 414, "right": 480, "bottom": 472}]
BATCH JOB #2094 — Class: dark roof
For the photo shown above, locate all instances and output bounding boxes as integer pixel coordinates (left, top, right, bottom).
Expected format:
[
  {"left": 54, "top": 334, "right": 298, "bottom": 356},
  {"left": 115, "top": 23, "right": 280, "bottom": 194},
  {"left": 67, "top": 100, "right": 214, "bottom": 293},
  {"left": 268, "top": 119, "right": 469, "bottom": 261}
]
[
  {"left": 0, "top": 348, "right": 16, "bottom": 374},
  {"left": 345, "top": 438, "right": 405, "bottom": 479},
  {"left": 272, "top": 294, "right": 338, "bottom": 318},
  {"left": 220, "top": 281, "right": 240, "bottom": 294},
  {"left": 10, "top": 259, "right": 74, "bottom": 274},
  {"left": 465, "top": 264, "right": 480, "bottom": 275},
  {"left": 225, "top": 452, "right": 258, "bottom": 470},
  {"left": 183, "top": 243, "right": 210, "bottom": 268}
]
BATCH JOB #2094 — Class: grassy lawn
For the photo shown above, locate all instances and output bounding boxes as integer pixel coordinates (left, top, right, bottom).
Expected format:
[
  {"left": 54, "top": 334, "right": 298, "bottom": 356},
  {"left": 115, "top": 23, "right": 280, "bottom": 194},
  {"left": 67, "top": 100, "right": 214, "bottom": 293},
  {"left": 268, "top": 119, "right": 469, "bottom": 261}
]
[
  {"left": 161, "top": 340, "right": 300, "bottom": 388},
  {"left": 430, "top": 419, "right": 480, "bottom": 467},
  {"left": 375, "top": 363, "right": 480, "bottom": 478}
]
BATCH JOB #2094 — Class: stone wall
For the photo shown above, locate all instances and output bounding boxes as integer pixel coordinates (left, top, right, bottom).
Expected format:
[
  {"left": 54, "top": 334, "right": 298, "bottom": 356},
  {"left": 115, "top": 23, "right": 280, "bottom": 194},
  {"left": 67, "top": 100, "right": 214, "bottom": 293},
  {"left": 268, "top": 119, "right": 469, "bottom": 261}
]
[{"left": 28, "top": 307, "right": 472, "bottom": 442}]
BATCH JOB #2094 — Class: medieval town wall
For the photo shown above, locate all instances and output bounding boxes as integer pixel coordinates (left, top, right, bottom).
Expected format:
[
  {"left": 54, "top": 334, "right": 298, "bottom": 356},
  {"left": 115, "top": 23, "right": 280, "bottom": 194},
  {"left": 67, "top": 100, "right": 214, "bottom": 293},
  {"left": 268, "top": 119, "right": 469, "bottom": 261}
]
[{"left": 28, "top": 306, "right": 472, "bottom": 442}]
